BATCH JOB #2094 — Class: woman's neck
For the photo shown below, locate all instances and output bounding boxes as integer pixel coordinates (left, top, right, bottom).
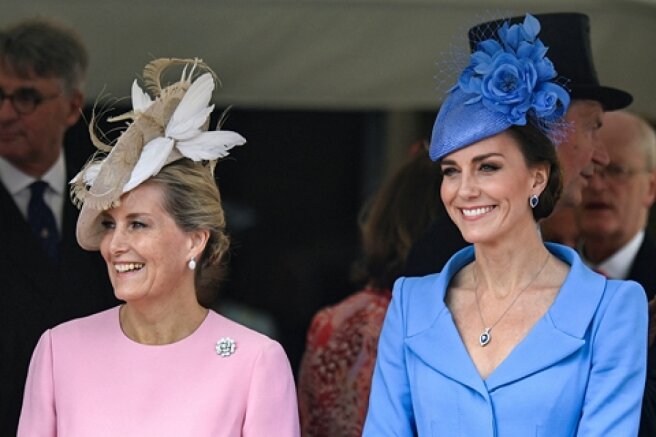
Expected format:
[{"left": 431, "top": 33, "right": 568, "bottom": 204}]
[
  {"left": 472, "top": 223, "right": 550, "bottom": 298},
  {"left": 120, "top": 297, "right": 208, "bottom": 345}
]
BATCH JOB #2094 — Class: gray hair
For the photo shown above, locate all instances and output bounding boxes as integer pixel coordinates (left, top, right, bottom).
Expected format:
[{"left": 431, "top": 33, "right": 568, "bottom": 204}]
[
  {"left": 636, "top": 115, "right": 656, "bottom": 172},
  {"left": 0, "top": 18, "right": 88, "bottom": 93}
]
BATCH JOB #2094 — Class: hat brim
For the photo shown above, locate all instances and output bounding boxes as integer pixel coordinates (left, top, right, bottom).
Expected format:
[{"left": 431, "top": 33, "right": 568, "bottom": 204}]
[
  {"left": 429, "top": 88, "right": 512, "bottom": 161},
  {"left": 569, "top": 84, "right": 633, "bottom": 111},
  {"left": 76, "top": 204, "right": 104, "bottom": 251}
]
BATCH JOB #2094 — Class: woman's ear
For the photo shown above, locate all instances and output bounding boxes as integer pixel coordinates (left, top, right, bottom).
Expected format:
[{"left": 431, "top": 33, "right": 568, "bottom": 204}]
[
  {"left": 531, "top": 163, "right": 550, "bottom": 193},
  {"left": 189, "top": 229, "right": 210, "bottom": 260}
]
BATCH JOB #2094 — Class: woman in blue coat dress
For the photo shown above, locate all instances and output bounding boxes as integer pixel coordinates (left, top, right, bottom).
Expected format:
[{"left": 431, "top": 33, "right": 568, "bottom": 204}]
[{"left": 363, "top": 14, "right": 647, "bottom": 436}]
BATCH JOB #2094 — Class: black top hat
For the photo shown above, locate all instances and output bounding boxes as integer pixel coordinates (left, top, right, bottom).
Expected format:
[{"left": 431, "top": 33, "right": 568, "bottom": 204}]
[{"left": 468, "top": 13, "right": 632, "bottom": 110}]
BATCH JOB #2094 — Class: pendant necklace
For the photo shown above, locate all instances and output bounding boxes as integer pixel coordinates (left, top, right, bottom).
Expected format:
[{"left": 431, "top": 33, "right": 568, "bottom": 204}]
[{"left": 474, "top": 252, "right": 550, "bottom": 347}]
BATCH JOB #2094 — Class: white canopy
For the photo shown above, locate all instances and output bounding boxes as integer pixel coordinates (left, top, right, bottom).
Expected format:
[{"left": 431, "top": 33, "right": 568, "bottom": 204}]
[{"left": 3, "top": 0, "right": 655, "bottom": 117}]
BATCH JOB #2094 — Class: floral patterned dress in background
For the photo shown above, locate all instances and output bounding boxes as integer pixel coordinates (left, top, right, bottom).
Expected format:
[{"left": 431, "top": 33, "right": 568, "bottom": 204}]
[{"left": 298, "top": 286, "right": 391, "bottom": 437}]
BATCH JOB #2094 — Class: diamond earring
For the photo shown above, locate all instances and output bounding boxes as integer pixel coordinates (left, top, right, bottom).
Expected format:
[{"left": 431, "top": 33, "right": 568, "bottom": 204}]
[{"left": 529, "top": 194, "right": 539, "bottom": 209}]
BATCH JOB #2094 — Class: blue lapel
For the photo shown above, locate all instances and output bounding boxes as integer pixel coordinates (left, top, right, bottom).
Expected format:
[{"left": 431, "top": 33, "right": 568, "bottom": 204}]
[
  {"left": 404, "top": 243, "right": 606, "bottom": 396},
  {"left": 404, "top": 247, "right": 490, "bottom": 398}
]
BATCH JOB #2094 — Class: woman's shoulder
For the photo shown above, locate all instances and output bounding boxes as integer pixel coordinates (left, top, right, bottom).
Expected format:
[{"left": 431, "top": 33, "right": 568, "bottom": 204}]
[
  {"left": 394, "top": 245, "right": 475, "bottom": 298},
  {"left": 204, "top": 312, "right": 295, "bottom": 383},
  {"left": 49, "top": 306, "right": 120, "bottom": 338},
  {"left": 31, "top": 307, "right": 121, "bottom": 357},
  {"left": 600, "top": 278, "right": 647, "bottom": 310},
  {"left": 554, "top": 242, "right": 647, "bottom": 308},
  {"left": 392, "top": 273, "right": 448, "bottom": 306},
  {"left": 205, "top": 310, "right": 288, "bottom": 359}
]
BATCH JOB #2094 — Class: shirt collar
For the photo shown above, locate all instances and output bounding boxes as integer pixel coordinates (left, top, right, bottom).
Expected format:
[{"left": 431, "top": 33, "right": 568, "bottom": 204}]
[
  {"left": 41, "top": 151, "right": 66, "bottom": 195},
  {"left": 0, "top": 151, "right": 66, "bottom": 195},
  {"left": 582, "top": 230, "right": 645, "bottom": 279}
]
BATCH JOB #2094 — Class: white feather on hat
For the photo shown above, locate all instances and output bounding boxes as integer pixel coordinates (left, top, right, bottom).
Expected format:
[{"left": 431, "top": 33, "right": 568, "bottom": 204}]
[{"left": 71, "top": 57, "right": 246, "bottom": 250}]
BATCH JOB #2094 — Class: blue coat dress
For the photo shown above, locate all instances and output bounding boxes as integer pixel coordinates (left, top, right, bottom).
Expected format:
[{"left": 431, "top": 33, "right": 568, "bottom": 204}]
[{"left": 363, "top": 243, "right": 647, "bottom": 436}]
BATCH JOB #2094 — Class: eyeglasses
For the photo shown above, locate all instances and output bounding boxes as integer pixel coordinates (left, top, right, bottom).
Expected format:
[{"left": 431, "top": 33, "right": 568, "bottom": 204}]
[
  {"left": 0, "top": 87, "right": 61, "bottom": 115},
  {"left": 594, "top": 163, "right": 649, "bottom": 182}
]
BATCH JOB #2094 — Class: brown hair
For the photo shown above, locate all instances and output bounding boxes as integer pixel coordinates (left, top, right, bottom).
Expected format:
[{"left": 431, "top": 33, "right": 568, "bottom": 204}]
[
  {"left": 508, "top": 125, "right": 563, "bottom": 220},
  {"left": 150, "top": 160, "right": 230, "bottom": 307},
  {"left": 353, "top": 149, "right": 442, "bottom": 289}
]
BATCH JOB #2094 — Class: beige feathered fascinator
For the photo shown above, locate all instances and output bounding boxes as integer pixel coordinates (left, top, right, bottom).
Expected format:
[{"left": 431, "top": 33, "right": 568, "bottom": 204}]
[{"left": 71, "top": 57, "right": 246, "bottom": 250}]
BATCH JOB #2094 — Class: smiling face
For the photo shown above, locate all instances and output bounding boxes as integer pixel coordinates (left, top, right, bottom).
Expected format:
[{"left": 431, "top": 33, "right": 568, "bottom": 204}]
[
  {"left": 0, "top": 64, "right": 83, "bottom": 177},
  {"left": 99, "top": 182, "right": 207, "bottom": 306},
  {"left": 556, "top": 99, "right": 607, "bottom": 208},
  {"left": 440, "top": 131, "right": 548, "bottom": 245}
]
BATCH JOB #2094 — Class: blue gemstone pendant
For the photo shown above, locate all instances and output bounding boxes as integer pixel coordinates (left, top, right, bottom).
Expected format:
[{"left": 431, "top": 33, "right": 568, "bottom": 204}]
[{"left": 479, "top": 328, "right": 491, "bottom": 347}]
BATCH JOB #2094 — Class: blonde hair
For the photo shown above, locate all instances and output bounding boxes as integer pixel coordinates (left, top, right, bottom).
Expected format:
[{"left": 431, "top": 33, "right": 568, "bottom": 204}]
[{"left": 150, "top": 160, "right": 230, "bottom": 307}]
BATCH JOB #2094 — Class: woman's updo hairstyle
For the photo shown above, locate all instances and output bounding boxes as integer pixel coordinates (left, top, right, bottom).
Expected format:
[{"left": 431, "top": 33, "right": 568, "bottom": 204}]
[
  {"left": 150, "top": 159, "right": 230, "bottom": 307},
  {"left": 508, "top": 124, "right": 562, "bottom": 221}
]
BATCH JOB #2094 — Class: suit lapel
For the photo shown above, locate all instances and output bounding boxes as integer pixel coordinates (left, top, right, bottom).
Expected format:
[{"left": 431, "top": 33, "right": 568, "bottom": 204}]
[
  {"left": 488, "top": 244, "right": 605, "bottom": 390},
  {"left": 403, "top": 247, "right": 490, "bottom": 398},
  {"left": 403, "top": 244, "right": 604, "bottom": 395},
  {"left": 0, "top": 144, "right": 96, "bottom": 298},
  {"left": 485, "top": 319, "right": 584, "bottom": 391},
  {"left": 0, "top": 182, "right": 60, "bottom": 296},
  {"left": 406, "top": 306, "right": 490, "bottom": 398}
]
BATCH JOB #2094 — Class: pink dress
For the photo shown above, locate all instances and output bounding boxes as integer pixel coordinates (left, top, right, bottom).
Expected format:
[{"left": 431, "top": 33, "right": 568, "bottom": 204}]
[
  {"left": 18, "top": 307, "right": 300, "bottom": 437},
  {"left": 298, "top": 287, "right": 392, "bottom": 437}
]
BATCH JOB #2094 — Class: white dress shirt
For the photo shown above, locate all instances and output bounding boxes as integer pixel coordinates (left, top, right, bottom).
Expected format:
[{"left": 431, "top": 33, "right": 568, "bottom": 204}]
[
  {"left": 582, "top": 230, "right": 645, "bottom": 279},
  {"left": 0, "top": 152, "right": 66, "bottom": 234}
]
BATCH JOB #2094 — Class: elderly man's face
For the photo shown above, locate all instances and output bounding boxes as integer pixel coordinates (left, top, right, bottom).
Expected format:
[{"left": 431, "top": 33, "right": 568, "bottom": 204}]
[
  {"left": 0, "top": 64, "right": 82, "bottom": 177},
  {"left": 578, "top": 112, "right": 656, "bottom": 251},
  {"left": 556, "top": 100, "right": 607, "bottom": 208}
]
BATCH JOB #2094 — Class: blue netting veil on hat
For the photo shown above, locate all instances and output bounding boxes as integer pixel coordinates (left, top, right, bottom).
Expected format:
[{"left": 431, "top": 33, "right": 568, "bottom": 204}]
[{"left": 429, "top": 14, "right": 571, "bottom": 161}]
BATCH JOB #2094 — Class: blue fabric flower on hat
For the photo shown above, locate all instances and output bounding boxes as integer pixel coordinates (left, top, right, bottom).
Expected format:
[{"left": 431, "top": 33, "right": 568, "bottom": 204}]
[
  {"left": 456, "top": 14, "right": 570, "bottom": 126},
  {"left": 429, "top": 14, "right": 572, "bottom": 161}
]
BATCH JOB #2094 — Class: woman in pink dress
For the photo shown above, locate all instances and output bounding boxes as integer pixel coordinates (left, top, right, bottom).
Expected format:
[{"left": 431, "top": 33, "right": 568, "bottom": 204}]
[
  {"left": 17, "top": 58, "right": 300, "bottom": 437},
  {"left": 297, "top": 148, "right": 442, "bottom": 436}
]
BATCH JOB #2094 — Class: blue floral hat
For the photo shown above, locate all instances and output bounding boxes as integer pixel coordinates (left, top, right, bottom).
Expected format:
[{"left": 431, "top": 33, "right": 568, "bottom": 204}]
[{"left": 429, "top": 14, "right": 570, "bottom": 161}]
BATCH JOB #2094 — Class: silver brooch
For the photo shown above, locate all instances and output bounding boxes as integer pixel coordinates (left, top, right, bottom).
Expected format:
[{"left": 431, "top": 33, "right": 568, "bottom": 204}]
[{"left": 215, "top": 337, "right": 237, "bottom": 357}]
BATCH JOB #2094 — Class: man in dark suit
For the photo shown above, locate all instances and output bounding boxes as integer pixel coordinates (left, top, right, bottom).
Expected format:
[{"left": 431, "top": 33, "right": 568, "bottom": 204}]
[
  {"left": 0, "top": 19, "right": 115, "bottom": 434},
  {"left": 577, "top": 110, "right": 656, "bottom": 436}
]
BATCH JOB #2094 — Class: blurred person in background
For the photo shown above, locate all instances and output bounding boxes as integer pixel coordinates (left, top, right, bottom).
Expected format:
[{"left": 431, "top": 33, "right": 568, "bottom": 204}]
[
  {"left": 298, "top": 146, "right": 442, "bottom": 437},
  {"left": 0, "top": 19, "right": 115, "bottom": 434},
  {"left": 576, "top": 110, "right": 656, "bottom": 436},
  {"left": 540, "top": 207, "right": 580, "bottom": 248}
]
